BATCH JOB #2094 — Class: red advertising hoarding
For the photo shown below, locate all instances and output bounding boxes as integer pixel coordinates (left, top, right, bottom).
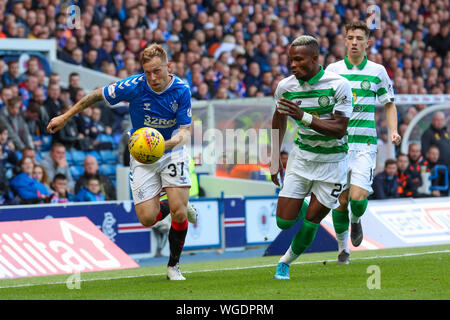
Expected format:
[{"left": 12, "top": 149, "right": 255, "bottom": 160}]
[{"left": 0, "top": 217, "right": 139, "bottom": 279}]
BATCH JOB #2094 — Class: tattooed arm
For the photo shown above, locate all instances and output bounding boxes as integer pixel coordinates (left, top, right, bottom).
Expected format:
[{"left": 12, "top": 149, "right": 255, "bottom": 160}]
[{"left": 47, "top": 87, "right": 104, "bottom": 134}]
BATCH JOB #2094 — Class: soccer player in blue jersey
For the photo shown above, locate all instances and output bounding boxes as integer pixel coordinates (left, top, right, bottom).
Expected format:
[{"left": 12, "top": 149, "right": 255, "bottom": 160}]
[{"left": 47, "top": 44, "right": 194, "bottom": 280}]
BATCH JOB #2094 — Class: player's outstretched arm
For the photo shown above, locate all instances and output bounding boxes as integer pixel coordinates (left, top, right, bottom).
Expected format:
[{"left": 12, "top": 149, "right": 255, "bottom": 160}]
[{"left": 47, "top": 87, "right": 105, "bottom": 134}]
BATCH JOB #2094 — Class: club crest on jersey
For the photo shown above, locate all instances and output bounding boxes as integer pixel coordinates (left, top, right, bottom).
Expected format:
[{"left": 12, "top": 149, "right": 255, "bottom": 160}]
[
  {"left": 170, "top": 100, "right": 178, "bottom": 113},
  {"left": 318, "top": 95, "right": 330, "bottom": 107},
  {"left": 360, "top": 80, "right": 371, "bottom": 91}
]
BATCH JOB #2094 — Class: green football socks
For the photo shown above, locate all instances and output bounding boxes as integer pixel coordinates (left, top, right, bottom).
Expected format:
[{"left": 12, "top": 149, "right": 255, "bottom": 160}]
[
  {"left": 332, "top": 208, "right": 349, "bottom": 234},
  {"left": 290, "top": 219, "right": 319, "bottom": 255},
  {"left": 276, "top": 199, "right": 310, "bottom": 230},
  {"left": 350, "top": 198, "right": 368, "bottom": 223}
]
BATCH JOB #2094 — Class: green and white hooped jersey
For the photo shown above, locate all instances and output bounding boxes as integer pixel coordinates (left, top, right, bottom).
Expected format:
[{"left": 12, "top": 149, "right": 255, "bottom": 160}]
[
  {"left": 274, "top": 66, "right": 353, "bottom": 162},
  {"left": 326, "top": 56, "right": 395, "bottom": 153}
]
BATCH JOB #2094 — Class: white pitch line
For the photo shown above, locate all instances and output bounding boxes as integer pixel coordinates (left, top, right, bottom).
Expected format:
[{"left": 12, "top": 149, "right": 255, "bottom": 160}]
[{"left": 0, "top": 249, "right": 449, "bottom": 290}]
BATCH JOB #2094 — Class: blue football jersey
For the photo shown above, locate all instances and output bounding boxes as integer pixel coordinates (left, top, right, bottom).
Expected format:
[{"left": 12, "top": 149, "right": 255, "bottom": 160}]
[{"left": 102, "top": 73, "right": 192, "bottom": 141}]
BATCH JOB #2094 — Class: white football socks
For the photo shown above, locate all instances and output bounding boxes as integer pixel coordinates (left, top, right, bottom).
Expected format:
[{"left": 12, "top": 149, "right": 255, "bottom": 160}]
[
  {"left": 351, "top": 214, "right": 361, "bottom": 224},
  {"left": 279, "top": 246, "right": 299, "bottom": 265},
  {"left": 336, "top": 230, "right": 349, "bottom": 253}
]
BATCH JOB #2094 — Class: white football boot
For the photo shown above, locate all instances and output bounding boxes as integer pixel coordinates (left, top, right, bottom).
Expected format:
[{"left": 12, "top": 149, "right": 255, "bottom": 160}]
[{"left": 167, "top": 263, "right": 186, "bottom": 280}]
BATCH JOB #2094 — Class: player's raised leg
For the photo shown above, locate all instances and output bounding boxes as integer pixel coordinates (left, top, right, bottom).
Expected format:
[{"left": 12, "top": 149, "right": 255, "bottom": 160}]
[
  {"left": 135, "top": 196, "right": 171, "bottom": 227},
  {"left": 165, "top": 186, "right": 190, "bottom": 280}
]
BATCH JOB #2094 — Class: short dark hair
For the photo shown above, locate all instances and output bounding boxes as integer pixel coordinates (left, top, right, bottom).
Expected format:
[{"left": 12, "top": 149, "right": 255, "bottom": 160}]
[
  {"left": 345, "top": 21, "right": 370, "bottom": 38},
  {"left": 291, "top": 35, "right": 320, "bottom": 56},
  {"left": 385, "top": 159, "right": 397, "bottom": 167},
  {"left": 7, "top": 96, "right": 21, "bottom": 107},
  {"left": 53, "top": 173, "right": 67, "bottom": 182}
]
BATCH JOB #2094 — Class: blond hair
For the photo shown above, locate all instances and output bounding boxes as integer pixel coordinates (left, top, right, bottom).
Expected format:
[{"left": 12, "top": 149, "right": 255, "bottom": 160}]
[{"left": 140, "top": 43, "right": 168, "bottom": 65}]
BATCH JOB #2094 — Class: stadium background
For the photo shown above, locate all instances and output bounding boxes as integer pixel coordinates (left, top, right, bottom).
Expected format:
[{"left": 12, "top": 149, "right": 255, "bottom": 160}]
[{"left": 0, "top": 0, "right": 449, "bottom": 298}]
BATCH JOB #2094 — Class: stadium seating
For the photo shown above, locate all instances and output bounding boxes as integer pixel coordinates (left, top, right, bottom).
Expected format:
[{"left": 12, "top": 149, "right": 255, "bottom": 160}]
[
  {"left": 65, "top": 150, "right": 73, "bottom": 165},
  {"left": 70, "top": 165, "right": 84, "bottom": 180},
  {"left": 70, "top": 149, "right": 86, "bottom": 166},
  {"left": 99, "top": 163, "right": 116, "bottom": 179},
  {"left": 40, "top": 135, "right": 53, "bottom": 152},
  {"left": 99, "top": 150, "right": 117, "bottom": 164}
]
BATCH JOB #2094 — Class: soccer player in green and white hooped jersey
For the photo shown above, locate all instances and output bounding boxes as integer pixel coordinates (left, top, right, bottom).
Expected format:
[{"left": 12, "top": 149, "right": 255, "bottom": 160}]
[
  {"left": 325, "top": 21, "right": 402, "bottom": 264},
  {"left": 270, "top": 35, "right": 353, "bottom": 279}
]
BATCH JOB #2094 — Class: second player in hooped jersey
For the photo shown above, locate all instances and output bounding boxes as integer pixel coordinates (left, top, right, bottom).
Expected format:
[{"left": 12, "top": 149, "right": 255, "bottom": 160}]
[{"left": 103, "top": 72, "right": 192, "bottom": 144}]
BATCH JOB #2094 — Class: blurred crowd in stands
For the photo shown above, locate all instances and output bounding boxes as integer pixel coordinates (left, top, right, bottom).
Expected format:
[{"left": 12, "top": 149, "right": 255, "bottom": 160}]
[
  {"left": 371, "top": 112, "right": 450, "bottom": 199},
  {"left": 0, "top": 0, "right": 449, "bottom": 204}
]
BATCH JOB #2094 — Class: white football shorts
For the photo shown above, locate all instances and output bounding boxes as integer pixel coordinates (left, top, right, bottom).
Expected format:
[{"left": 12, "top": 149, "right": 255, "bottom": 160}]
[
  {"left": 129, "top": 147, "right": 191, "bottom": 205},
  {"left": 344, "top": 150, "right": 376, "bottom": 193},
  {"left": 278, "top": 147, "right": 348, "bottom": 209}
]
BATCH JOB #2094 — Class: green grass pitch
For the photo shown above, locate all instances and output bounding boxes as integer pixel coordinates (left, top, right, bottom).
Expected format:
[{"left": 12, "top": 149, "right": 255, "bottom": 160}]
[{"left": 0, "top": 244, "right": 448, "bottom": 300}]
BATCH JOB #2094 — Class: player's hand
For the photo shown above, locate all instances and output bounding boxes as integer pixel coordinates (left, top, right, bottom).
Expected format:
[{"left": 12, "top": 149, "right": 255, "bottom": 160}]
[
  {"left": 47, "top": 115, "right": 68, "bottom": 134},
  {"left": 391, "top": 132, "right": 401, "bottom": 146},
  {"left": 276, "top": 98, "right": 303, "bottom": 121},
  {"left": 270, "top": 158, "right": 284, "bottom": 187}
]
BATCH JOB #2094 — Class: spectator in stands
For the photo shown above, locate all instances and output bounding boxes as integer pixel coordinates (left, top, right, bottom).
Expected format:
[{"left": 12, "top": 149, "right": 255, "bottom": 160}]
[
  {"left": 67, "top": 72, "right": 81, "bottom": 104},
  {"left": 21, "top": 147, "right": 37, "bottom": 164},
  {"left": 192, "top": 82, "right": 210, "bottom": 100},
  {"left": 371, "top": 159, "right": 399, "bottom": 200},
  {"left": 406, "top": 143, "right": 423, "bottom": 192},
  {"left": 75, "top": 176, "right": 106, "bottom": 202},
  {"left": 22, "top": 100, "right": 44, "bottom": 150},
  {"left": 74, "top": 155, "right": 116, "bottom": 200},
  {"left": 10, "top": 156, "right": 49, "bottom": 204},
  {"left": 57, "top": 36, "right": 79, "bottom": 64},
  {"left": 0, "top": 155, "right": 18, "bottom": 205},
  {"left": 2, "top": 60, "right": 23, "bottom": 87},
  {"left": 0, "top": 86, "right": 13, "bottom": 109},
  {"left": 280, "top": 150, "right": 289, "bottom": 171},
  {"left": 420, "top": 145, "right": 449, "bottom": 197},
  {"left": 83, "top": 48, "right": 100, "bottom": 71},
  {"left": 40, "top": 142, "right": 75, "bottom": 192},
  {"left": 396, "top": 153, "right": 418, "bottom": 198},
  {"left": 48, "top": 173, "right": 75, "bottom": 204},
  {"left": 23, "top": 57, "right": 40, "bottom": 77},
  {"left": 90, "top": 106, "right": 114, "bottom": 150},
  {"left": 0, "top": 122, "right": 19, "bottom": 169},
  {"left": 52, "top": 102, "right": 82, "bottom": 150},
  {"left": 243, "top": 61, "right": 261, "bottom": 94},
  {"left": 32, "top": 163, "right": 52, "bottom": 194},
  {"left": 18, "top": 74, "right": 38, "bottom": 107},
  {"left": 0, "top": 96, "right": 34, "bottom": 151},
  {"left": 421, "top": 111, "right": 450, "bottom": 174},
  {"left": 44, "top": 83, "right": 64, "bottom": 119},
  {"left": 71, "top": 47, "right": 84, "bottom": 66}
]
